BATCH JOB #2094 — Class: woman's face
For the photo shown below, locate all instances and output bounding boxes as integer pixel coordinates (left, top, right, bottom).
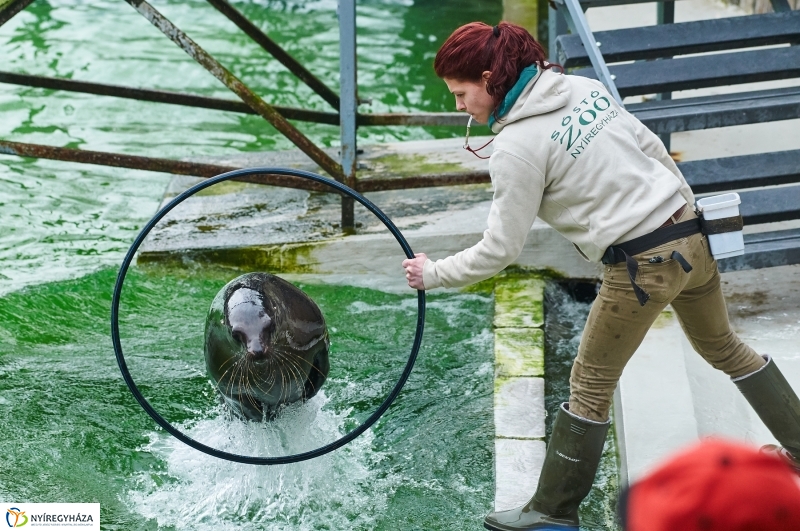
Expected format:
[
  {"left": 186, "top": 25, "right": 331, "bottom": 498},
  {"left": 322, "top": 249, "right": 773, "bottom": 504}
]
[{"left": 444, "top": 72, "right": 494, "bottom": 124}]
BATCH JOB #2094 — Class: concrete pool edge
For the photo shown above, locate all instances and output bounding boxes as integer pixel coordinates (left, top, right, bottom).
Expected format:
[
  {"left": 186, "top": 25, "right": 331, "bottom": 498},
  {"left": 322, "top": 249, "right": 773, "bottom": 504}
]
[{"left": 493, "top": 276, "right": 547, "bottom": 511}]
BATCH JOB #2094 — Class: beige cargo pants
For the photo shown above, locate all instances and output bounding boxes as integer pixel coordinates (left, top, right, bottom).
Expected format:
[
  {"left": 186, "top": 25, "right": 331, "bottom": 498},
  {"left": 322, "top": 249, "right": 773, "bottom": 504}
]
[{"left": 569, "top": 207, "right": 766, "bottom": 422}]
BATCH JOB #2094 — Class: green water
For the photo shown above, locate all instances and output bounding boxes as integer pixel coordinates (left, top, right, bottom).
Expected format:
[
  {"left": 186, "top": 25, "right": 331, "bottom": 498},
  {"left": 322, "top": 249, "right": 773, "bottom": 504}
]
[{"left": 0, "top": 264, "right": 495, "bottom": 529}]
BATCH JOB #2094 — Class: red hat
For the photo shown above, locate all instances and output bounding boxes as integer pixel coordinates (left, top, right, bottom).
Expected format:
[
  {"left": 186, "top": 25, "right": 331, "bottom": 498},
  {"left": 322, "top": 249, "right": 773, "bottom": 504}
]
[{"left": 622, "top": 438, "right": 800, "bottom": 531}]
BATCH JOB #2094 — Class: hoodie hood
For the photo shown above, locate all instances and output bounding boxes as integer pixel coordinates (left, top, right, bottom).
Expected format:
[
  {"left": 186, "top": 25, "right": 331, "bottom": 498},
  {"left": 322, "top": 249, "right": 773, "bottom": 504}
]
[{"left": 490, "top": 67, "right": 571, "bottom": 134}]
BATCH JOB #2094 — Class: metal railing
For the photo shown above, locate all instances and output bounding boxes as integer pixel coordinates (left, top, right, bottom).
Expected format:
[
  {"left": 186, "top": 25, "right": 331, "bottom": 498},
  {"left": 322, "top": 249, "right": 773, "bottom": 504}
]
[{"left": 0, "top": 0, "right": 475, "bottom": 231}]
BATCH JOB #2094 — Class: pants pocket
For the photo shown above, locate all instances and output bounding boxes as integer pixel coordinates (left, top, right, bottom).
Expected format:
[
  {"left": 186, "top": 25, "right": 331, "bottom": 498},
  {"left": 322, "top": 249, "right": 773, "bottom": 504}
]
[
  {"left": 602, "top": 257, "right": 683, "bottom": 304},
  {"left": 637, "top": 258, "right": 683, "bottom": 304}
]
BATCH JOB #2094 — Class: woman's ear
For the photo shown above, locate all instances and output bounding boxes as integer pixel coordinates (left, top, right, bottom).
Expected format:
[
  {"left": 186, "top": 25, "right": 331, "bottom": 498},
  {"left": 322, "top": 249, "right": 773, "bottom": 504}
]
[{"left": 482, "top": 71, "right": 492, "bottom": 84}]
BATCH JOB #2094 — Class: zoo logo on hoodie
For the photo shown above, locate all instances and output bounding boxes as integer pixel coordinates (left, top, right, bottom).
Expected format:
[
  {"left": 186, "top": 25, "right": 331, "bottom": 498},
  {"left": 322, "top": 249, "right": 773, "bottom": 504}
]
[{"left": 551, "top": 90, "right": 619, "bottom": 159}]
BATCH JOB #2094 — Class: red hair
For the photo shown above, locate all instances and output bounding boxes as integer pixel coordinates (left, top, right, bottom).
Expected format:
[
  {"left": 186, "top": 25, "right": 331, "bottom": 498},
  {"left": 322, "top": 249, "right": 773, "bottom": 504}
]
[{"left": 434, "top": 22, "right": 560, "bottom": 117}]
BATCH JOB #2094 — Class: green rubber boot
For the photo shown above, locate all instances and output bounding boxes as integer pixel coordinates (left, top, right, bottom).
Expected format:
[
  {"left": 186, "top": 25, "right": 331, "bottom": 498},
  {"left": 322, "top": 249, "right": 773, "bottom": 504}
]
[
  {"left": 483, "top": 403, "right": 610, "bottom": 531},
  {"left": 733, "top": 355, "right": 800, "bottom": 474}
]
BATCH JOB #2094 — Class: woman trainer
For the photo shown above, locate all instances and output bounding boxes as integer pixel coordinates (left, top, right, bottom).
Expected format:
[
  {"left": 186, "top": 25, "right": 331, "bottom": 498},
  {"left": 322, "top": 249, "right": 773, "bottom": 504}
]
[{"left": 401, "top": 21, "right": 800, "bottom": 531}]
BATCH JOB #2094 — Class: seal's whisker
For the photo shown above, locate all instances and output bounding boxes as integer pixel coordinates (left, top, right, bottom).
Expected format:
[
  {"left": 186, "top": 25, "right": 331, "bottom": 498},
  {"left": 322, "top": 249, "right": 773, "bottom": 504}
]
[
  {"left": 216, "top": 355, "right": 238, "bottom": 374},
  {"left": 224, "top": 366, "right": 240, "bottom": 401},
  {"left": 292, "top": 353, "right": 325, "bottom": 393},
  {"left": 215, "top": 360, "right": 240, "bottom": 392},
  {"left": 290, "top": 350, "right": 328, "bottom": 389},
  {"left": 241, "top": 365, "right": 262, "bottom": 412},
  {"left": 262, "top": 377, "right": 279, "bottom": 400},
  {"left": 287, "top": 352, "right": 315, "bottom": 367},
  {"left": 277, "top": 365, "right": 292, "bottom": 402},
  {"left": 277, "top": 353, "right": 306, "bottom": 400},
  {"left": 252, "top": 368, "right": 283, "bottom": 404},
  {"left": 229, "top": 359, "right": 249, "bottom": 400},
  {"left": 215, "top": 366, "right": 237, "bottom": 397},
  {"left": 276, "top": 352, "right": 306, "bottom": 394}
]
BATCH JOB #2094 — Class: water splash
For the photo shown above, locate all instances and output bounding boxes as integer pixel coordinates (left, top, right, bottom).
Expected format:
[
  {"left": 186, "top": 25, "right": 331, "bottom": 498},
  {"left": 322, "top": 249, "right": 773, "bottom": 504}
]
[{"left": 128, "top": 392, "right": 391, "bottom": 530}]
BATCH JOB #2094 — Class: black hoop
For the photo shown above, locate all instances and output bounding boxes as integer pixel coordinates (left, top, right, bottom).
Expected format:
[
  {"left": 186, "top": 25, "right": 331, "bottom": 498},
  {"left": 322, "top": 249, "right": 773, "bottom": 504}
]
[{"left": 111, "top": 167, "right": 426, "bottom": 465}]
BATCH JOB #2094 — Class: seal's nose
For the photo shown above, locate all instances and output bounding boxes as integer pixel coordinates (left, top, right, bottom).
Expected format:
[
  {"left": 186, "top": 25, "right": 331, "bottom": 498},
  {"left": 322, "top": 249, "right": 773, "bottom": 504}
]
[{"left": 247, "top": 338, "right": 268, "bottom": 360}]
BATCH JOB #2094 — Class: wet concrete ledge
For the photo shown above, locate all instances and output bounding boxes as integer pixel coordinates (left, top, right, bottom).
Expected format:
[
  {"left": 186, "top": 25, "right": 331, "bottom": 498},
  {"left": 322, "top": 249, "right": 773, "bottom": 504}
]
[{"left": 493, "top": 276, "right": 546, "bottom": 511}]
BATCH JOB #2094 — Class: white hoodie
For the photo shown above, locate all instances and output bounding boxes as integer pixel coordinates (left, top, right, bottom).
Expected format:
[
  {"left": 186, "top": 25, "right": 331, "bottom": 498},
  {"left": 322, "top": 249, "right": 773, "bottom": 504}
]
[{"left": 422, "top": 68, "right": 695, "bottom": 290}]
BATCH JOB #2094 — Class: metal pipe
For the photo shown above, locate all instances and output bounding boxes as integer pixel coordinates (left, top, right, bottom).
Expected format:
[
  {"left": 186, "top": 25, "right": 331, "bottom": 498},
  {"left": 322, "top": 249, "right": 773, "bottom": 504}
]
[
  {"left": 770, "top": 0, "right": 791, "bottom": 12},
  {"left": 0, "top": 71, "right": 467, "bottom": 126},
  {"left": 124, "top": 0, "right": 345, "bottom": 181},
  {"left": 0, "top": 0, "right": 35, "bottom": 28},
  {"left": 356, "top": 171, "right": 490, "bottom": 192},
  {"left": 0, "top": 71, "right": 342, "bottom": 124},
  {"left": 338, "top": 0, "right": 358, "bottom": 230},
  {"left": 656, "top": 1, "right": 674, "bottom": 152},
  {"left": 205, "top": 0, "right": 340, "bottom": 110},
  {"left": 0, "top": 140, "right": 334, "bottom": 192},
  {"left": 360, "top": 112, "right": 465, "bottom": 126},
  {"left": 548, "top": 4, "right": 569, "bottom": 63},
  {"left": 0, "top": 139, "right": 491, "bottom": 192}
]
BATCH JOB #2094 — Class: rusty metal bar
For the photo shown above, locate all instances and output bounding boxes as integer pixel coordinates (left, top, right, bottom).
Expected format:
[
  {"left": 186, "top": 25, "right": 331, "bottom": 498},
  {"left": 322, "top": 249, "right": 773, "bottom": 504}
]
[
  {"left": 0, "top": 140, "right": 335, "bottom": 192},
  {"left": 124, "top": 0, "right": 345, "bottom": 182},
  {"left": 360, "top": 113, "right": 465, "bottom": 126},
  {"left": 0, "top": 139, "right": 491, "bottom": 192},
  {"left": 357, "top": 171, "right": 490, "bottom": 192},
  {"left": 0, "top": 0, "right": 35, "bottom": 28},
  {"left": 0, "top": 71, "right": 340, "bottom": 124},
  {"left": 0, "top": 71, "right": 467, "bottom": 126},
  {"left": 205, "top": 0, "right": 340, "bottom": 110}
]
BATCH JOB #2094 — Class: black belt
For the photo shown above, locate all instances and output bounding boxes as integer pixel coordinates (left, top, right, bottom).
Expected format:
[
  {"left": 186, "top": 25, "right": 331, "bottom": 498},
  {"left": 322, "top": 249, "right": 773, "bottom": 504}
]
[{"left": 602, "top": 218, "right": 702, "bottom": 306}]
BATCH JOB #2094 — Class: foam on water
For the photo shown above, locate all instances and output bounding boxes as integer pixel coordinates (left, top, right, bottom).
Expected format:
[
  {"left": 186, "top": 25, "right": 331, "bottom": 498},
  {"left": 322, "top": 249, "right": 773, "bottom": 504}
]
[
  {"left": 127, "top": 392, "right": 392, "bottom": 530},
  {"left": 349, "top": 292, "right": 492, "bottom": 327}
]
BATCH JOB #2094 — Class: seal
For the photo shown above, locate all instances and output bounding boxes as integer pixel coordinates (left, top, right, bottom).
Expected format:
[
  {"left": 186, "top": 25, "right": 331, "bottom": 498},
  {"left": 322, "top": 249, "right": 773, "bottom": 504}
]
[{"left": 204, "top": 273, "right": 330, "bottom": 421}]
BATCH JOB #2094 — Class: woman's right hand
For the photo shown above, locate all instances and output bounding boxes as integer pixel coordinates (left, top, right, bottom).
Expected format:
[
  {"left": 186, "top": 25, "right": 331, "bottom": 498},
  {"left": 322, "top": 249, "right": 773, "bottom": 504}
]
[{"left": 401, "top": 253, "right": 428, "bottom": 290}]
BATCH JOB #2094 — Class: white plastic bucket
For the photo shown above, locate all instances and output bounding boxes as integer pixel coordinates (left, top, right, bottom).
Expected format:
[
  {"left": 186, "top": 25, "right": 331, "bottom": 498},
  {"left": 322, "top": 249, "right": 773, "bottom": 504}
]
[{"left": 696, "top": 193, "right": 744, "bottom": 259}]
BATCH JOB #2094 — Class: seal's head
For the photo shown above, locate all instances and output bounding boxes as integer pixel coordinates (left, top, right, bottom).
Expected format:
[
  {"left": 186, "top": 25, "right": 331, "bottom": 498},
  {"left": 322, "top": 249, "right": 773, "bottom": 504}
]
[{"left": 204, "top": 273, "right": 330, "bottom": 421}]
